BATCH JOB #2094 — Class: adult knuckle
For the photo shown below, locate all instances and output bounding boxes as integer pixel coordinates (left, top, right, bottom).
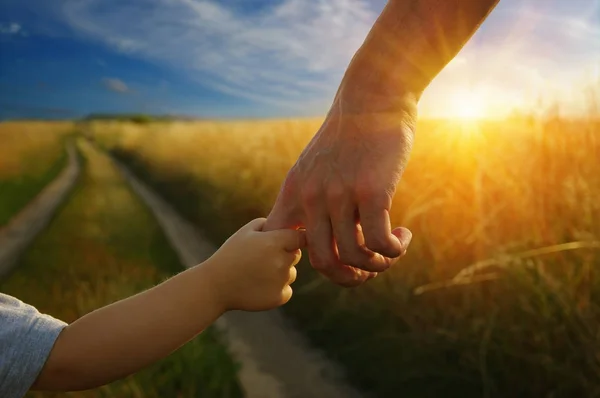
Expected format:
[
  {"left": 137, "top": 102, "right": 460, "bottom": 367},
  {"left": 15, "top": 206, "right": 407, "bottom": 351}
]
[
  {"left": 339, "top": 251, "right": 381, "bottom": 272},
  {"left": 338, "top": 247, "right": 361, "bottom": 267},
  {"left": 373, "top": 192, "right": 392, "bottom": 208},
  {"left": 365, "top": 234, "right": 389, "bottom": 252},
  {"left": 355, "top": 182, "right": 392, "bottom": 207},
  {"left": 301, "top": 183, "right": 321, "bottom": 207},
  {"left": 354, "top": 183, "right": 375, "bottom": 200},
  {"left": 326, "top": 180, "right": 347, "bottom": 203}
]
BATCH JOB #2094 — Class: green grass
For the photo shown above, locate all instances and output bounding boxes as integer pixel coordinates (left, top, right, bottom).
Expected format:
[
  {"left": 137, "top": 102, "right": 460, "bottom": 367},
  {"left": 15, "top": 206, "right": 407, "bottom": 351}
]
[{"left": 0, "top": 139, "right": 242, "bottom": 398}]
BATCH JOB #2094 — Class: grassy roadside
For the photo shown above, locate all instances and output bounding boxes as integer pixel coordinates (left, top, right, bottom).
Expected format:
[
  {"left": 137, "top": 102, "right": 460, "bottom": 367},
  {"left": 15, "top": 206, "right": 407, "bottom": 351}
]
[
  {"left": 0, "top": 130, "right": 73, "bottom": 226},
  {"left": 0, "top": 139, "right": 242, "bottom": 398}
]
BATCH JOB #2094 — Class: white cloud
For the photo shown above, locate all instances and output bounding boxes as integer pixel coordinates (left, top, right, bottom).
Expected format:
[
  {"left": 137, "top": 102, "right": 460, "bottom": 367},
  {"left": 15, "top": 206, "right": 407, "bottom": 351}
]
[
  {"left": 59, "top": 0, "right": 378, "bottom": 110},
  {"left": 0, "top": 22, "right": 22, "bottom": 35},
  {"left": 47, "top": 0, "right": 600, "bottom": 116},
  {"left": 103, "top": 77, "right": 130, "bottom": 94}
]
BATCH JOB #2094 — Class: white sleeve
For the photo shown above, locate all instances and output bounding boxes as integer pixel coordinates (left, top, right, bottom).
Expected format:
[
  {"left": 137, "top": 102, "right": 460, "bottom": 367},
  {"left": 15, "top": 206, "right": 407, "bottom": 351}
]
[{"left": 0, "top": 293, "right": 66, "bottom": 398}]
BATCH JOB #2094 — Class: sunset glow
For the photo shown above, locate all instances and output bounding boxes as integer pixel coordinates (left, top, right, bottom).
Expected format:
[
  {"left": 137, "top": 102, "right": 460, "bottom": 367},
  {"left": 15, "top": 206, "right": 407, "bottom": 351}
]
[{"left": 451, "top": 89, "right": 488, "bottom": 120}]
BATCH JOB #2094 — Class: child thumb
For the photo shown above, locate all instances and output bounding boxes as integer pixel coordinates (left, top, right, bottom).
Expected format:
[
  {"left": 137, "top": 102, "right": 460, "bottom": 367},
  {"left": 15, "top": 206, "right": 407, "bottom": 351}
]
[
  {"left": 275, "top": 229, "right": 306, "bottom": 252},
  {"left": 244, "top": 218, "right": 267, "bottom": 232}
]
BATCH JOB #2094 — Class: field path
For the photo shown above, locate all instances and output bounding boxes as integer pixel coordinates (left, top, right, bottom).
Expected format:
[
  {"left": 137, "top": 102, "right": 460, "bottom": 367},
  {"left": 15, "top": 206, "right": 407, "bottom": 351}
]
[
  {"left": 0, "top": 143, "right": 80, "bottom": 278},
  {"left": 110, "top": 150, "right": 365, "bottom": 398}
]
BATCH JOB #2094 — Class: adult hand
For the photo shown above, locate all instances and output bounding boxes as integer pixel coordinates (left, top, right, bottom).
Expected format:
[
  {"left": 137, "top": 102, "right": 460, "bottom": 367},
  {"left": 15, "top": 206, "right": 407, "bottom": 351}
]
[
  {"left": 263, "top": 0, "right": 499, "bottom": 287},
  {"left": 263, "top": 90, "right": 417, "bottom": 287}
]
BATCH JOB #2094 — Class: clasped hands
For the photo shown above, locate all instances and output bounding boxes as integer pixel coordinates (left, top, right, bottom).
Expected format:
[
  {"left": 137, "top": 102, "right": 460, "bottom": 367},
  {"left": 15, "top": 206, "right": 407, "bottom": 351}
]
[{"left": 263, "top": 93, "right": 417, "bottom": 287}]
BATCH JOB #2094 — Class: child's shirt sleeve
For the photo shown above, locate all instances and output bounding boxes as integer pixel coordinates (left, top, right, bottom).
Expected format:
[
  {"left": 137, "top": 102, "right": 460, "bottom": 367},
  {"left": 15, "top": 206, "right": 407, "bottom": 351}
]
[{"left": 0, "top": 293, "right": 67, "bottom": 398}]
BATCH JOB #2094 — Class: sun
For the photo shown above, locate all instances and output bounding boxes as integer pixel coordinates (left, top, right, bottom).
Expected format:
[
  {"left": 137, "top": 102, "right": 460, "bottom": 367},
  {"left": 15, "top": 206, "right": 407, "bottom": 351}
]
[{"left": 452, "top": 89, "right": 488, "bottom": 120}]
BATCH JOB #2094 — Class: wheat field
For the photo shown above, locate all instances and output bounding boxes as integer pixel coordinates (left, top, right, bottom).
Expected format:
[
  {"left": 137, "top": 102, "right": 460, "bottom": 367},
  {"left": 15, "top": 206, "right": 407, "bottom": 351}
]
[
  {"left": 89, "top": 115, "right": 600, "bottom": 397},
  {"left": 0, "top": 121, "right": 73, "bottom": 225},
  {"left": 0, "top": 121, "right": 73, "bottom": 178}
]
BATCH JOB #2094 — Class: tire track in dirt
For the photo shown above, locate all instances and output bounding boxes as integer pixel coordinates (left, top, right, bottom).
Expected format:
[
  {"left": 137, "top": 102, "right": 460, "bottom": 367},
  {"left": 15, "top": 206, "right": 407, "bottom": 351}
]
[
  {"left": 110, "top": 151, "right": 364, "bottom": 398},
  {"left": 0, "top": 143, "right": 80, "bottom": 278}
]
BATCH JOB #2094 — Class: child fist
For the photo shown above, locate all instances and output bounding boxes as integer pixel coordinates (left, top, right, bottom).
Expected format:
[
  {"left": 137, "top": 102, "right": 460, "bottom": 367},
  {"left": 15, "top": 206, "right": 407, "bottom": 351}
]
[{"left": 205, "top": 218, "right": 306, "bottom": 312}]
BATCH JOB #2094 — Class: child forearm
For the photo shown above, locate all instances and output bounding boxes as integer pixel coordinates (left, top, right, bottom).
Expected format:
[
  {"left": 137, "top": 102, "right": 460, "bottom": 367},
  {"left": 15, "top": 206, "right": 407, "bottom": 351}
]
[{"left": 32, "top": 262, "right": 224, "bottom": 391}]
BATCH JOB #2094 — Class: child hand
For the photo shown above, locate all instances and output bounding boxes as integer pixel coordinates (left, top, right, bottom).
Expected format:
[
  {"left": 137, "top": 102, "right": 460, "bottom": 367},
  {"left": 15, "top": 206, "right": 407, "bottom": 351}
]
[{"left": 205, "top": 218, "right": 306, "bottom": 312}]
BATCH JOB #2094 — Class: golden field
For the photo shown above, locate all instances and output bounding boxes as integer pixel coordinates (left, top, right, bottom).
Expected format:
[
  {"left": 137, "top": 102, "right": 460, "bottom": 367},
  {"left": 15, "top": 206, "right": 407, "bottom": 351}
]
[
  {"left": 89, "top": 115, "right": 600, "bottom": 397},
  {"left": 0, "top": 121, "right": 73, "bottom": 178},
  {"left": 0, "top": 121, "right": 74, "bottom": 225},
  {"left": 88, "top": 116, "right": 600, "bottom": 277}
]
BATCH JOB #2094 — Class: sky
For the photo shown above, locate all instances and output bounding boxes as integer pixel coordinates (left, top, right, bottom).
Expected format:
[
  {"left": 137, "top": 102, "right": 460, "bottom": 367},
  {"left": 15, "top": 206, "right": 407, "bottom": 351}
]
[{"left": 0, "top": 0, "right": 599, "bottom": 120}]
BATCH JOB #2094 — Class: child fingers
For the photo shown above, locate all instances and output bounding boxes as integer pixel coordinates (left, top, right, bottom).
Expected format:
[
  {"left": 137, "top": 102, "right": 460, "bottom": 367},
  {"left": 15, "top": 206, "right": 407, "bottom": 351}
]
[
  {"left": 245, "top": 218, "right": 267, "bottom": 232},
  {"left": 288, "top": 249, "right": 302, "bottom": 268},
  {"left": 288, "top": 266, "right": 297, "bottom": 285},
  {"left": 272, "top": 228, "right": 306, "bottom": 251},
  {"left": 280, "top": 285, "right": 293, "bottom": 305},
  {"left": 276, "top": 257, "right": 297, "bottom": 286}
]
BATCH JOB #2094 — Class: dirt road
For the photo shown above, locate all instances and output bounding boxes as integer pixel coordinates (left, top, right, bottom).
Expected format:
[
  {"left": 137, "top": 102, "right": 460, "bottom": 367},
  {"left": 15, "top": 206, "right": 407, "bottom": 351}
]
[
  {"left": 0, "top": 143, "right": 80, "bottom": 278},
  {"left": 112, "top": 153, "right": 364, "bottom": 398}
]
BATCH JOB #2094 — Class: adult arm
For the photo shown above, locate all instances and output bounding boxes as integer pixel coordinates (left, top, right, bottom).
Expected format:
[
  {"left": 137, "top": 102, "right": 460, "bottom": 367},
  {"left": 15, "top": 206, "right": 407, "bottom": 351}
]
[{"left": 264, "top": 0, "right": 500, "bottom": 287}]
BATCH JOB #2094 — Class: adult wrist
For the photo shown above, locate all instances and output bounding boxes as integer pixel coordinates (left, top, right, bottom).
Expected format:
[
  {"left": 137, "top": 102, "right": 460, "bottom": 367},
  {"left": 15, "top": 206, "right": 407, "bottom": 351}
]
[{"left": 334, "top": 77, "right": 420, "bottom": 116}]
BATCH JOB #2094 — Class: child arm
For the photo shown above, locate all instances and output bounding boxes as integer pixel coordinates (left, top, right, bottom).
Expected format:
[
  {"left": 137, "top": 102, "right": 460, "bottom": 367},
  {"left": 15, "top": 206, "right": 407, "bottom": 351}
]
[
  {"left": 31, "top": 263, "right": 223, "bottom": 391},
  {"left": 32, "top": 218, "right": 304, "bottom": 392}
]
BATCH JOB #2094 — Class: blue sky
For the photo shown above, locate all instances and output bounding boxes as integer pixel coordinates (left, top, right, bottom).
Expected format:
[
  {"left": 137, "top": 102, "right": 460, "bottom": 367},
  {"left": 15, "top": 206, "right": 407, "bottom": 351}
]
[{"left": 0, "top": 0, "right": 599, "bottom": 120}]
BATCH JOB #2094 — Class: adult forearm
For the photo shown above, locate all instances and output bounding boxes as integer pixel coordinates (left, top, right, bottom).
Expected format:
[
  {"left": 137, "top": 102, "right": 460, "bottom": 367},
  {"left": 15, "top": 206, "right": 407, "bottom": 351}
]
[
  {"left": 33, "top": 264, "right": 223, "bottom": 391},
  {"left": 339, "top": 0, "right": 499, "bottom": 110}
]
